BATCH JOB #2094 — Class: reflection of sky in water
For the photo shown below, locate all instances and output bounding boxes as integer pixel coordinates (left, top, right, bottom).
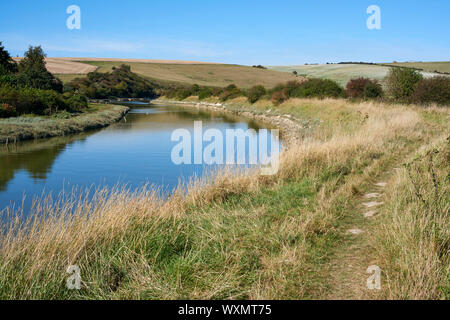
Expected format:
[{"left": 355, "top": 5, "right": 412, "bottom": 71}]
[{"left": 0, "top": 104, "right": 280, "bottom": 217}]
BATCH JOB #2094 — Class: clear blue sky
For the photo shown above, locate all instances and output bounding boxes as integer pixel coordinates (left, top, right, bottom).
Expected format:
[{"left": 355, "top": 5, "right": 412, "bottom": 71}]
[{"left": 0, "top": 0, "right": 449, "bottom": 65}]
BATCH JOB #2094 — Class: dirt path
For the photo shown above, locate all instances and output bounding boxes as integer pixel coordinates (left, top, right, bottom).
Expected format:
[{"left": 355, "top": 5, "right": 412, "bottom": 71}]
[{"left": 323, "top": 181, "right": 387, "bottom": 300}]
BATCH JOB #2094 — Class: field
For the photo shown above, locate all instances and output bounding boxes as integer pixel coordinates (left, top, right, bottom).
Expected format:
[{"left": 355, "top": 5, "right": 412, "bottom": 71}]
[
  {"left": 70, "top": 61, "right": 298, "bottom": 88},
  {"left": 13, "top": 58, "right": 97, "bottom": 74},
  {"left": 268, "top": 63, "right": 444, "bottom": 87},
  {"left": 385, "top": 61, "right": 450, "bottom": 74},
  {"left": 0, "top": 95, "right": 448, "bottom": 300},
  {"left": 15, "top": 57, "right": 298, "bottom": 88},
  {"left": 268, "top": 64, "right": 392, "bottom": 86}
]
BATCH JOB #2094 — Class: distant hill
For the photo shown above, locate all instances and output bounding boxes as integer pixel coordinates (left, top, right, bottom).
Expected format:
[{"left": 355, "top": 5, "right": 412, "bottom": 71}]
[
  {"left": 268, "top": 62, "right": 448, "bottom": 87},
  {"left": 71, "top": 60, "right": 299, "bottom": 89},
  {"left": 16, "top": 57, "right": 300, "bottom": 89},
  {"left": 383, "top": 61, "right": 450, "bottom": 74}
]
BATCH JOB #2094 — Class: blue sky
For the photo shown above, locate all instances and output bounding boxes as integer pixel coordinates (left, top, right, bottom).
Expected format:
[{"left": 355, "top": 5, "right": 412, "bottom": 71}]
[{"left": 0, "top": 0, "right": 449, "bottom": 65}]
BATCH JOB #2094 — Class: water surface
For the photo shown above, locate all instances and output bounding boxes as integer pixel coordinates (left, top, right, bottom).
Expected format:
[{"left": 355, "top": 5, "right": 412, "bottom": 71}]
[{"left": 0, "top": 103, "right": 277, "bottom": 216}]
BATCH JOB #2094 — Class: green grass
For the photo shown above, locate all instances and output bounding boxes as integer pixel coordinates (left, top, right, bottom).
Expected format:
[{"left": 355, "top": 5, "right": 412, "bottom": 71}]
[
  {"left": 71, "top": 61, "right": 298, "bottom": 88},
  {"left": 0, "top": 104, "right": 128, "bottom": 144}
]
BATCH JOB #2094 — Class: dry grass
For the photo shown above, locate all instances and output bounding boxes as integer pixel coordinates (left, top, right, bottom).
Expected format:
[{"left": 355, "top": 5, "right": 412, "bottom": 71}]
[
  {"left": 78, "top": 61, "right": 299, "bottom": 88},
  {"left": 13, "top": 58, "right": 98, "bottom": 74},
  {"left": 0, "top": 97, "right": 448, "bottom": 299},
  {"left": 370, "top": 136, "right": 449, "bottom": 299}
]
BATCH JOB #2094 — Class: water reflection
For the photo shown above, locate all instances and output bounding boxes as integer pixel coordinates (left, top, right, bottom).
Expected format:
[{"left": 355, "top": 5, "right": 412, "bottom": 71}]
[{"left": 0, "top": 103, "right": 277, "bottom": 215}]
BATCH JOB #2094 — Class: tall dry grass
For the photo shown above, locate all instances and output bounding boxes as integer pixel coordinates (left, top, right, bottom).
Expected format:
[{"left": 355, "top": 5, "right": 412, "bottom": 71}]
[
  {"left": 370, "top": 136, "right": 449, "bottom": 299},
  {"left": 0, "top": 98, "right": 447, "bottom": 299}
]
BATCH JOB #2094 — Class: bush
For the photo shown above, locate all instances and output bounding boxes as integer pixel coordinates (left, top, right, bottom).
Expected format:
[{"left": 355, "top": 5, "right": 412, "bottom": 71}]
[
  {"left": 62, "top": 92, "right": 88, "bottom": 112},
  {"left": 198, "top": 88, "right": 213, "bottom": 100},
  {"left": 219, "top": 84, "right": 242, "bottom": 101},
  {"left": 176, "top": 88, "right": 192, "bottom": 100},
  {"left": 0, "top": 84, "right": 68, "bottom": 115},
  {"left": 67, "top": 64, "right": 157, "bottom": 99},
  {"left": 290, "top": 78, "right": 344, "bottom": 98},
  {"left": 363, "top": 80, "right": 383, "bottom": 99},
  {"left": 346, "top": 78, "right": 383, "bottom": 99},
  {"left": 386, "top": 68, "right": 423, "bottom": 101},
  {"left": 346, "top": 78, "right": 369, "bottom": 98},
  {"left": 412, "top": 76, "right": 450, "bottom": 105},
  {"left": 0, "top": 103, "right": 16, "bottom": 118},
  {"left": 271, "top": 89, "right": 288, "bottom": 105},
  {"left": 247, "top": 85, "right": 266, "bottom": 103}
]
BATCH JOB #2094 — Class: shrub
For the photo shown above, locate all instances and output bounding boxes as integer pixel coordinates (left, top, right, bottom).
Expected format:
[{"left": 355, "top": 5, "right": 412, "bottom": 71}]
[
  {"left": 386, "top": 67, "right": 423, "bottom": 101},
  {"left": 346, "top": 78, "right": 383, "bottom": 99},
  {"left": 247, "top": 85, "right": 266, "bottom": 103},
  {"left": 176, "top": 88, "right": 192, "bottom": 100},
  {"left": 363, "top": 80, "right": 383, "bottom": 99},
  {"left": 219, "top": 84, "right": 242, "bottom": 101},
  {"left": 412, "top": 76, "right": 450, "bottom": 105},
  {"left": 346, "top": 78, "right": 370, "bottom": 98},
  {"left": 0, "top": 103, "right": 16, "bottom": 118},
  {"left": 62, "top": 92, "right": 88, "bottom": 112},
  {"left": 191, "top": 84, "right": 200, "bottom": 95},
  {"left": 198, "top": 88, "right": 213, "bottom": 100},
  {"left": 271, "top": 89, "right": 289, "bottom": 105},
  {"left": 291, "top": 78, "right": 344, "bottom": 98},
  {"left": 67, "top": 64, "right": 157, "bottom": 99},
  {"left": 0, "top": 84, "right": 66, "bottom": 115}
]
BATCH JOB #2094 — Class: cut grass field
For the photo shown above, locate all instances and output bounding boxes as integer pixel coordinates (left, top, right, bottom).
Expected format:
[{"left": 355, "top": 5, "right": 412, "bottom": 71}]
[
  {"left": 0, "top": 96, "right": 448, "bottom": 299},
  {"left": 0, "top": 104, "right": 128, "bottom": 144},
  {"left": 13, "top": 58, "right": 98, "bottom": 74}
]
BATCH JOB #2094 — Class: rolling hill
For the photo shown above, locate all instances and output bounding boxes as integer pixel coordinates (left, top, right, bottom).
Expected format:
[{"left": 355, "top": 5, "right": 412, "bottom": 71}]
[
  {"left": 18, "top": 57, "right": 299, "bottom": 88},
  {"left": 268, "top": 63, "right": 447, "bottom": 87}
]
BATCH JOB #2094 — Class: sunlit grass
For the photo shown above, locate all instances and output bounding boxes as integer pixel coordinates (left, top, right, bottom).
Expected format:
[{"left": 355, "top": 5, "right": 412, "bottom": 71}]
[{"left": 0, "top": 97, "right": 448, "bottom": 299}]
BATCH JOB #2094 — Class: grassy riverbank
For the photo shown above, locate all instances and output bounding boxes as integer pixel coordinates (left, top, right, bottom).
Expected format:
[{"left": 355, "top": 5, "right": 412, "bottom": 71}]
[
  {"left": 0, "top": 97, "right": 448, "bottom": 299},
  {"left": 0, "top": 104, "right": 129, "bottom": 144}
]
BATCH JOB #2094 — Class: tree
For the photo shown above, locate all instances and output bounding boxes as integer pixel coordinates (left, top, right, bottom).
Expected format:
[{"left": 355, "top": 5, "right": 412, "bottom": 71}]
[
  {"left": 0, "top": 42, "right": 18, "bottom": 75},
  {"left": 17, "top": 46, "right": 63, "bottom": 92},
  {"left": 386, "top": 67, "right": 423, "bottom": 101}
]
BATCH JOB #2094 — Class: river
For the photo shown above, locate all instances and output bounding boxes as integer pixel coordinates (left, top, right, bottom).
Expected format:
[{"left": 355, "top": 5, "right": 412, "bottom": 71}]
[{"left": 0, "top": 103, "right": 279, "bottom": 216}]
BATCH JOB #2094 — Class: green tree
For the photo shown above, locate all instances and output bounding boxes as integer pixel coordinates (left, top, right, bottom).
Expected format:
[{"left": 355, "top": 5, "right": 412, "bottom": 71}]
[
  {"left": 17, "top": 46, "right": 63, "bottom": 92},
  {"left": 386, "top": 67, "right": 423, "bottom": 101},
  {"left": 0, "top": 42, "right": 18, "bottom": 75}
]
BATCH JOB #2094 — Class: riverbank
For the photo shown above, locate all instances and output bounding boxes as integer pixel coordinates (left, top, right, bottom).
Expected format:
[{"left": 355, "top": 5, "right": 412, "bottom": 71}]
[
  {"left": 153, "top": 97, "right": 306, "bottom": 147},
  {"left": 0, "top": 97, "right": 448, "bottom": 300},
  {"left": 0, "top": 104, "right": 129, "bottom": 144}
]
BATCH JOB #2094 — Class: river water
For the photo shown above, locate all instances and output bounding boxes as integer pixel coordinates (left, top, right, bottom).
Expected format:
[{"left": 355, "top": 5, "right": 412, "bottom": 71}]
[{"left": 0, "top": 103, "right": 279, "bottom": 216}]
